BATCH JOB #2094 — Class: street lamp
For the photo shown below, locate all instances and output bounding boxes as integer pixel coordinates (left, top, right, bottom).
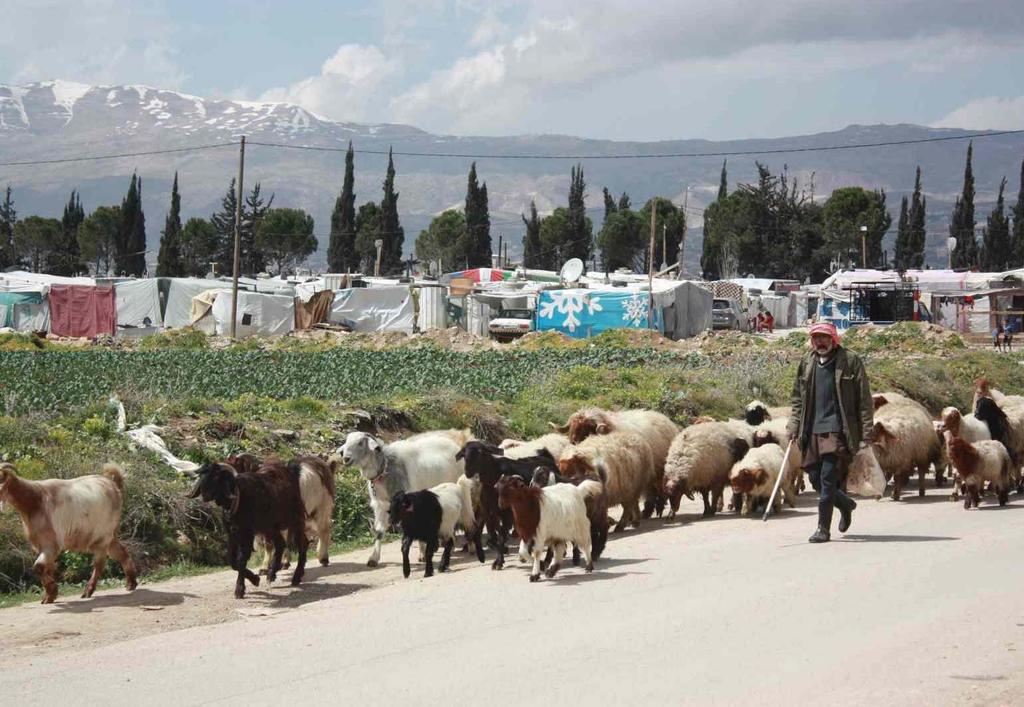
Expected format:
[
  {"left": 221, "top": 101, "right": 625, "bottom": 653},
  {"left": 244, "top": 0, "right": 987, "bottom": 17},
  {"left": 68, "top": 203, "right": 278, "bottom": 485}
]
[{"left": 859, "top": 225, "right": 868, "bottom": 268}]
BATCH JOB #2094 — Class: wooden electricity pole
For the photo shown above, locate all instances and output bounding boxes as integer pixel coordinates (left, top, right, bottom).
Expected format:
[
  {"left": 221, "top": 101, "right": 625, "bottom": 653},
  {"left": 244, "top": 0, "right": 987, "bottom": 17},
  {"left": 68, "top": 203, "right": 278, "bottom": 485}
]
[{"left": 230, "top": 135, "right": 246, "bottom": 340}]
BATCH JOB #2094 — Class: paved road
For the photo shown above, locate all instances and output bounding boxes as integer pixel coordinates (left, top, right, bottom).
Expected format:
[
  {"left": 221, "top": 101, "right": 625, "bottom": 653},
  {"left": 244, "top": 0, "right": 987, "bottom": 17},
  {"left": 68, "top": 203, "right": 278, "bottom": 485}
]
[{"left": 2, "top": 485, "right": 1022, "bottom": 706}]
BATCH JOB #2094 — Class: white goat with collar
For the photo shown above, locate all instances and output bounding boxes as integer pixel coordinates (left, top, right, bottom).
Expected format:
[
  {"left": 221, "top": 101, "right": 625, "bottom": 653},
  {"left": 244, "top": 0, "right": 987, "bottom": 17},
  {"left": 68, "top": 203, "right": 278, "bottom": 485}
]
[{"left": 336, "top": 429, "right": 471, "bottom": 567}]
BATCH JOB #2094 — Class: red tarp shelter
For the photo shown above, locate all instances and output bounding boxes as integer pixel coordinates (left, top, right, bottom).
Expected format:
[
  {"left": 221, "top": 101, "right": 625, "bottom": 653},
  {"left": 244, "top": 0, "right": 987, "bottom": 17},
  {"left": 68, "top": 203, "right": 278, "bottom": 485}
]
[{"left": 48, "top": 284, "right": 116, "bottom": 338}]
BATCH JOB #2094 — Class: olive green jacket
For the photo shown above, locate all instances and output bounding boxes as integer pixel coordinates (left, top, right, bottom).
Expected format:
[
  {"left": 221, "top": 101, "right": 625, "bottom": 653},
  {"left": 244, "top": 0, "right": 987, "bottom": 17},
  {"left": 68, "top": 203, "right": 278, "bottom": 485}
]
[{"left": 786, "top": 347, "right": 874, "bottom": 452}]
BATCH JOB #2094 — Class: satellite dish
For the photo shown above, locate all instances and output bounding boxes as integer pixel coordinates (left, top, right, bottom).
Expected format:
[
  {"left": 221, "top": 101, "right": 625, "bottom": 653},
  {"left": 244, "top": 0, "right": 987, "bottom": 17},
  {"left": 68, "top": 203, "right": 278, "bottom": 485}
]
[{"left": 560, "top": 258, "right": 584, "bottom": 283}]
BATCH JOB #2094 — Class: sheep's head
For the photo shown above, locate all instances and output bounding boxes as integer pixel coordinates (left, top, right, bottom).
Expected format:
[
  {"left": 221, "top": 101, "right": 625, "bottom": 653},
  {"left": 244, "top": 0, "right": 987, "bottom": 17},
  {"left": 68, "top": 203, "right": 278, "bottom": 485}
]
[
  {"left": 225, "top": 453, "right": 261, "bottom": 475},
  {"left": 939, "top": 407, "right": 962, "bottom": 436},
  {"left": 188, "top": 463, "right": 239, "bottom": 510},
  {"left": 872, "top": 394, "right": 890, "bottom": 411},
  {"left": 730, "top": 465, "right": 768, "bottom": 494},
  {"left": 495, "top": 473, "right": 526, "bottom": 509},
  {"left": 337, "top": 432, "right": 384, "bottom": 480},
  {"left": 975, "top": 377, "right": 992, "bottom": 397},
  {"left": 752, "top": 429, "right": 777, "bottom": 448},
  {"left": 531, "top": 467, "right": 555, "bottom": 488},
  {"left": 744, "top": 401, "right": 770, "bottom": 426},
  {"left": 558, "top": 451, "right": 594, "bottom": 480},
  {"left": 567, "top": 410, "right": 613, "bottom": 444}
]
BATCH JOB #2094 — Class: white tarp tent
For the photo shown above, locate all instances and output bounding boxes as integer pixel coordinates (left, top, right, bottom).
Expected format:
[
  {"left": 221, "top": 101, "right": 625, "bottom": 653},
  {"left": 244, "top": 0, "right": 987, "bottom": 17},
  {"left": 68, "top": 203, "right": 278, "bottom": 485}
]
[
  {"left": 114, "top": 279, "right": 163, "bottom": 328},
  {"left": 163, "top": 278, "right": 226, "bottom": 328},
  {"left": 209, "top": 290, "right": 295, "bottom": 337},
  {"left": 329, "top": 286, "right": 414, "bottom": 333}
]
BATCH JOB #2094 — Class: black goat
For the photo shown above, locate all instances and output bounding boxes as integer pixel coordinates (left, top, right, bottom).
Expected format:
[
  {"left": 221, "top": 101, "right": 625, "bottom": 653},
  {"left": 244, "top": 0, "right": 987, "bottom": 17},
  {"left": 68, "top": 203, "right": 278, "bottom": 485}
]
[
  {"left": 389, "top": 490, "right": 444, "bottom": 578},
  {"left": 975, "top": 396, "right": 1013, "bottom": 459},
  {"left": 455, "top": 441, "right": 558, "bottom": 570},
  {"left": 531, "top": 466, "right": 609, "bottom": 562},
  {"left": 189, "top": 460, "right": 308, "bottom": 598}
]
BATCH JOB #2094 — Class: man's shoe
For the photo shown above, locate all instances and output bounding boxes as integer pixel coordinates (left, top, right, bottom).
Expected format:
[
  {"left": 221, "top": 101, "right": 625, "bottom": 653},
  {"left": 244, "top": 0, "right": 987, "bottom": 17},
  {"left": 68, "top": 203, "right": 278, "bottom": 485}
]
[
  {"left": 808, "top": 527, "right": 831, "bottom": 543},
  {"left": 838, "top": 501, "right": 857, "bottom": 533}
]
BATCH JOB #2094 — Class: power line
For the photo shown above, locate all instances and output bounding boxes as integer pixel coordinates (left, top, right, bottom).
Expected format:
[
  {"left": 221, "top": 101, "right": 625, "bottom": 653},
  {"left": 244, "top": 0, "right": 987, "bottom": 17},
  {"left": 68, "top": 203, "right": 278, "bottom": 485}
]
[
  {"left": 0, "top": 141, "right": 239, "bottom": 167},
  {"left": 248, "top": 129, "right": 1024, "bottom": 161}
]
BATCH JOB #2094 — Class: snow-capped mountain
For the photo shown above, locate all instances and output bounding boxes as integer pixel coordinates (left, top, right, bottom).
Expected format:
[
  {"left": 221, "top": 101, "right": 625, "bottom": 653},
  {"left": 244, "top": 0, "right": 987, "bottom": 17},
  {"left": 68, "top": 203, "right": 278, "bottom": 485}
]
[{"left": 2, "top": 79, "right": 1023, "bottom": 270}]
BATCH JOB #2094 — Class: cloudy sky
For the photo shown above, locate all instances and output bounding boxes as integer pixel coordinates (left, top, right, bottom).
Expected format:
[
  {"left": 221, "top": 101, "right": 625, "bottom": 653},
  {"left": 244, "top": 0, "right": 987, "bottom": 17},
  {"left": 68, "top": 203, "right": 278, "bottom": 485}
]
[{"left": 2, "top": 0, "right": 1023, "bottom": 141}]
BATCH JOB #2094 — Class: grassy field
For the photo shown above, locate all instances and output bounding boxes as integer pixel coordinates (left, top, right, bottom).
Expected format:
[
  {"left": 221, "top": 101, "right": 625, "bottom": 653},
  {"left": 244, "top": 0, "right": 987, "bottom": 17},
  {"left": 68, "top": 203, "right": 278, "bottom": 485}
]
[{"left": 0, "top": 323, "right": 1018, "bottom": 601}]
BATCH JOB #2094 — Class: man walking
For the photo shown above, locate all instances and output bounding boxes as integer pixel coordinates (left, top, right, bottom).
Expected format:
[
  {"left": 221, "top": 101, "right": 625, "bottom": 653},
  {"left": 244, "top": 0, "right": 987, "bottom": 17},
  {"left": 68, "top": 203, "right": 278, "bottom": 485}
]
[{"left": 787, "top": 322, "right": 874, "bottom": 543}]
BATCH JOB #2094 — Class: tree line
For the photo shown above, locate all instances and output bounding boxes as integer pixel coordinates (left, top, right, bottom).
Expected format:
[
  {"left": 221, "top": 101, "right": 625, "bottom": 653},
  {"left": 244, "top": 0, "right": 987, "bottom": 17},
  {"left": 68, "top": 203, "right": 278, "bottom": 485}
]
[{"left": 701, "top": 145, "right": 1024, "bottom": 282}]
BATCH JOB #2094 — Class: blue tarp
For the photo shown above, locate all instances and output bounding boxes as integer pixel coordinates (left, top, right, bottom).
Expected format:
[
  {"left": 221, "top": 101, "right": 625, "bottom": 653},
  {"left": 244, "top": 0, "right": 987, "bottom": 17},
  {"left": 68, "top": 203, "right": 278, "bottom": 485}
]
[{"left": 536, "top": 289, "right": 662, "bottom": 338}]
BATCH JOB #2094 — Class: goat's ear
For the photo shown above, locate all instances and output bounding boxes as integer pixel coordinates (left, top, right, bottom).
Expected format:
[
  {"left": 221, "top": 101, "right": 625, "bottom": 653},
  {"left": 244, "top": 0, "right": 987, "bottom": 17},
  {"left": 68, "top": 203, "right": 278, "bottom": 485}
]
[{"left": 454, "top": 448, "right": 465, "bottom": 461}]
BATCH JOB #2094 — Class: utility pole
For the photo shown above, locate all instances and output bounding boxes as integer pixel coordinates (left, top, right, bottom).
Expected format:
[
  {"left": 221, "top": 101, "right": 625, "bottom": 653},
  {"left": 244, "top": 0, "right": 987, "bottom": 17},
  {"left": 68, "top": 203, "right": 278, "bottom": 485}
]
[
  {"left": 648, "top": 197, "right": 656, "bottom": 329},
  {"left": 860, "top": 225, "right": 868, "bottom": 268},
  {"left": 374, "top": 238, "right": 384, "bottom": 277},
  {"left": 497, "top": 234, "right": 503, "bottom": 269},
  {"left": 660, "top": 223, "right": 668, "bottom": 271},
  {"left": 679, "top": 185, "right": 689, "bottom": 276},
  {"left": 230, "top": 135, "right": 246, "bottom": 339}
]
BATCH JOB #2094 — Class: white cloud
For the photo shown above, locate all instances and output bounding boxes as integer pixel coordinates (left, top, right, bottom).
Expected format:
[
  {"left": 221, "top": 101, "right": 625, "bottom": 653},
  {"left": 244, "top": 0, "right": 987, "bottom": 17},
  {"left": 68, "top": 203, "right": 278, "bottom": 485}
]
[
  {"left": 258, "top": 44, "right": 399, "bottom": 122},
  {"left": 933, "top": 96, "right": 1024, "bottom": 131}
]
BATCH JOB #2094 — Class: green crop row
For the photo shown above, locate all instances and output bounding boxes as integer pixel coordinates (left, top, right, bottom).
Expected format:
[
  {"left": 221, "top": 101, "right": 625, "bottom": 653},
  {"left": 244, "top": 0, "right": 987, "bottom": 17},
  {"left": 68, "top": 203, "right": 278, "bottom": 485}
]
[{"left": 0, "top": 347, "right": 712, "bottom": 415}]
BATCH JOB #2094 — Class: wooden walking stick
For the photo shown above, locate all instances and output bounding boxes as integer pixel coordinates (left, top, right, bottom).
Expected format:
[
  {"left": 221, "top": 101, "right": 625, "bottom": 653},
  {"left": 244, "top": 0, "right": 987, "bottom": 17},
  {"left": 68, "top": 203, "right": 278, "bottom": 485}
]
[{"left": 762, "top": 440, "right": 795, "bottom": 522}]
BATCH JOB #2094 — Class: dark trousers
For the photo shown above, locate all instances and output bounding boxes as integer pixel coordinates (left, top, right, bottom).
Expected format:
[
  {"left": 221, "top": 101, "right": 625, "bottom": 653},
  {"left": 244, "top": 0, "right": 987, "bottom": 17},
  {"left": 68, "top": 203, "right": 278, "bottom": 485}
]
[{"left": 808, "top": 453, "right": 854, "bottom": 530}]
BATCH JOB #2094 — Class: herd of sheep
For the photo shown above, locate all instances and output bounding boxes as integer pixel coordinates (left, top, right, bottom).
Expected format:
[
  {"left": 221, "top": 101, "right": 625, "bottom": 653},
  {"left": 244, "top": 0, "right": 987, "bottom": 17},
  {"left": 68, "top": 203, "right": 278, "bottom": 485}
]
[{"left": 1, "top": 377, "right": 1022, "bottom": 601}]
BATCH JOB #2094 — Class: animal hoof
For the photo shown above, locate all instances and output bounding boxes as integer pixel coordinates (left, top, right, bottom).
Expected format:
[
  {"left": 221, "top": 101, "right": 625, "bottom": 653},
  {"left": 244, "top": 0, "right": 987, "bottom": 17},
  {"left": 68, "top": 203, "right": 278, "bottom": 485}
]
[
  {"left": 424, "top": 570, "right": 434, "bottom": 578},
  {"left": 235, "top": 589, "right": 245, "bottom": 599},
  {"left": 320, "top": 559, "right": 329, "bottom": 567},
  {"left": 81, "top": 590, "right": 91, "bottom": 599},
  {"left": 281, "top": 561, "right": 291, "bottom": 570},
  {"left": 367, "top": 559, "right": 379, "bottom": 568},
  {"left": 290, "top": 576, "right": 302, "bottom": 586},
  {"left": 544, "top": 567, "right": 558, "bottom": 579},
  {"left": 585, "top": 564, "right": 594, "bottom": 574},
  {"left": 491, "top": 560, "right": 503, "bottom": 571},
  {"left": 266, "top": 573, "right": 276, "bottom": 583},
  {"left": 126, "top": 577, "right": 138, "bottom": 591},
  {"left": 529, "top": 574, "right": 540, "bottom": 583}
]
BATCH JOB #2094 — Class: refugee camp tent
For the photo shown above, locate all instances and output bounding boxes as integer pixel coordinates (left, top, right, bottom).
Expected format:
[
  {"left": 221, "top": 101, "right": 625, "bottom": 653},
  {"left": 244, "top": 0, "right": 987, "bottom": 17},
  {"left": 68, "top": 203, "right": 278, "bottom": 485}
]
[
  {"left": 0, "top": 287, "right": 48, "bottom": 332},
  {"left": 536, "top": 288, "right": 662, "bottom": 338},
  {"left": 294, "top": 290, "right": 335, "bottom": 330},
  {"left": 417, "top": 285, "right": 447, "bottom": 331},
  {"left": 199, "top": 290, "right": 295, "bottom": 338},
  {"left": 48, "top": 284, "right": 116, "bottom": 338},
  {"left": 442, "top": 268, "right": 515, "bottom": 284},
  {"left": 162, "top": 278, "right": 227, "bottom": 328},
  {"left": 113, "top": 279, "right": 163, "bottom": 329},
  {"left": 664, "top": 281, "right": 713, "bottom": 339},
  {"left": 329, "top": 286, "right": 415, "bottom": 333}
]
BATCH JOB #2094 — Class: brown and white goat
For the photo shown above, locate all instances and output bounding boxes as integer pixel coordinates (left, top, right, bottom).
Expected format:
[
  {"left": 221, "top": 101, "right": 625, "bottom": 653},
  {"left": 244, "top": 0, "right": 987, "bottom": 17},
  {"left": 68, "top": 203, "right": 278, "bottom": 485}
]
[
  {"left": 944, "top": 432, "right": 1012, "bottom": 509},
  {"left": 0, "top": 462, "right": 137, "bottom": 603}
]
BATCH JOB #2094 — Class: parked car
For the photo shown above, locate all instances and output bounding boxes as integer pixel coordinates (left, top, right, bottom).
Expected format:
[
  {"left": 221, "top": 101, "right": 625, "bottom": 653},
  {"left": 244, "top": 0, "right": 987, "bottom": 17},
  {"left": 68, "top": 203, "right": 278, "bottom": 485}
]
[
  {"left": 712, "top": 298, "right": 747, "bottom": 331},
  {"left": 489, "top": 308, "right": 534, "bottom": 342}
]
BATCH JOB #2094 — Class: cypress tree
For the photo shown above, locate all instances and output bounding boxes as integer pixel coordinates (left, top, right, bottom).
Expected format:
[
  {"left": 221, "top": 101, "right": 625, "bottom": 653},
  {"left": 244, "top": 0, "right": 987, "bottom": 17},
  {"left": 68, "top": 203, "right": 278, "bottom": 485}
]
[
  {"left": 379, "top": 148, "right": 404, "bottom": 274},
  {"left": 210, "top": 178, "right": 238, "bottom": 276},
  {"left": 156, "top": 172, "right": 185, "bottom": 277},
  {"left": 894, "top": 195, "right": 910, "bottom": 271},
  {"left": 566, "top": 163, "right": 592, "bottom": 262},
  {"left": 49, "top": 190, "right": 84, "bottom": 275},
  {"left": 0, "top": 185, "right": 16, "bottom": 269},
  {"left": 521, "top": 200, "right": 542, "bottom": 269},
  {"left": 717, "top": 159, "right": 728, "bottom": 201},
  {"left": 602, "top": 187, "right": 617, "bottom": 223},
  {"left": 981, "top": 177, "right": 1010, "bottom": 271},
  {"left": 118, "top": 173, "right": 146, "bottom": 276},
  {"left": 243, "top": 183, "right": 273, "bottom": 275},
  {"left": 908, "top": 167, "right": 927, "bottom": 269},
  {"left": 617, "top": 192, "right": 631, "bottom": 211},
  {"left": 1012, "top": 157, "right": 1024, "bottom": 269},
  {"left": 950, "top": 142, "right": 978, "bottom": 269},
  {"left": 465, "top": 162, "right": 491, "bottom": 267},
  {"left": 328, "top": 141, "right": 357, "bottom": 272}
]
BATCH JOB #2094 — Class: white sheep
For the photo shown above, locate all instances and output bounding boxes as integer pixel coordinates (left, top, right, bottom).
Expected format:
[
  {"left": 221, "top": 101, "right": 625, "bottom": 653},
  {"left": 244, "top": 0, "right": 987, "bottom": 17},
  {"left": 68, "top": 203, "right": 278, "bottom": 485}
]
[
  {"left": 729, "top": 443, "right": 789, "bottom": 515},
  {"left": 336, "top": 429, "right": 471, "bottom": 567},
  {"left": 944, "top": 431, "right": 1012, "bottom": 509},
  {"left": 871, "top": 395, "right": 944, "bottom": 500},
  {"left": 496, "top": 474, "right": 600, "bottom": 581},
  {"left": 663, "top": 421, "right": 751, "bottom": 518},
  {"left": 557, "top": 430, "right": 655, "bottom": 531},
  {"left": 501, "top": 432, "right": 570, "bottom": 461},
  {"left": 430, "top": 476, "right": 482, "bottom": 558}
]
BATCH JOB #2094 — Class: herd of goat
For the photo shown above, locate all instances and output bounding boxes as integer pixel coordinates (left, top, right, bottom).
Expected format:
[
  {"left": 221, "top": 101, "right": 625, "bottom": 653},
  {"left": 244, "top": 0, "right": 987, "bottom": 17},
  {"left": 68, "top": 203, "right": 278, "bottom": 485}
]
[{"left": 1, "top": 377, "right": 1023, "bottom": 602}]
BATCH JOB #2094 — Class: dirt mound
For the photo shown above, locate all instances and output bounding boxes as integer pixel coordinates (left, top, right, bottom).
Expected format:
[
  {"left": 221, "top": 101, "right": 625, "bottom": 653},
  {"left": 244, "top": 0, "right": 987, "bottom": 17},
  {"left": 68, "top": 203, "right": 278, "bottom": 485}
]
[{"left": 843, "top": 322, "right": 966, "bottom": 354}]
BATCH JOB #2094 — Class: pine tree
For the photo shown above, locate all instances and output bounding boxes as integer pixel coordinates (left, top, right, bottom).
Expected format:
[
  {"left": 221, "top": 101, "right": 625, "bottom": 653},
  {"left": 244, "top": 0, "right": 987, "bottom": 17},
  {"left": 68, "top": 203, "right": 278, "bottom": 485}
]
[
  {"left": 156, "top": 172, "right": 185, "bottom": 276},
  {"left": 117, "top": 173, "right": 146, "bottom": 276},
  {"left": 981, "top": 177, "right": 1010, "bottom": 271},
  {"left": 48, "top": 190, "right": 84, "bottom": 275},
  {"left": 566, "top": 164, "right": 592, "bottom": 262},
  {"left": 379, "top": 148, "right": 404, "bottom": 274},
  {"left": 328, "top": 141, "right": 357, "bottom": 272},
  {"left": 894, "top": 195, "right": 910, "bottom": 271},
  {"left": 1012, "top": 157, "right": 1024, "bottom": 269},
  {"left": 521, "top": 200, "right": 542, "bottom": 269},
  {"left": 210, "top": 178, "right": 238, "bottom": 276},
  {"left": 465, "top": 162, "right": 491, "bottom": 267},
  {"left": 243, "top": 183, "right": 273, "bottom": 275},
  {"left": 602, "top": 187, "right": 617, "bottom": 223},
  {"left": 0, "top": 185, "right": 16, "bottom": 269},
  {"left": 950, "top": 142, "right": 978, "bottom": 269},
  {"left": 617, "top": 192, "right": 631, "bottom": 211},
  {"left": 908, "top": 167, "right": 927, "bottom": 269},
  {"left": 717, "top": 160, "right": 728, "bottom": 201}
]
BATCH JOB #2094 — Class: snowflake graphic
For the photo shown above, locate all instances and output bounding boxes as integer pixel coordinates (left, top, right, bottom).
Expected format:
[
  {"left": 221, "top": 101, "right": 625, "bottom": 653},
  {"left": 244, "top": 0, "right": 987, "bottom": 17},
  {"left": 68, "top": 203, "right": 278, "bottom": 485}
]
[
  {"left": 538, "top": 290, "right": 602, "bottom": 333},
  {"left": 621, "top": 294, "right": 649, "bottom": 327}
]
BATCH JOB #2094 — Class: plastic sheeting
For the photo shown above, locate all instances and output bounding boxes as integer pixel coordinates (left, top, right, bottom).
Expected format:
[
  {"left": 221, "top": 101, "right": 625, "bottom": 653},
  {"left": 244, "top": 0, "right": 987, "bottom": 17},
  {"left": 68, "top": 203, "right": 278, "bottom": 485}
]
[
  {"left": 0, "top": 290, "right": 46, "bottom": 331},
  {"left": 48, "top": 285, "right": 116, "bottom": 338},
  {"left": 536, "top": 289, "right": 662, "bottom": 338},
  {"left": 210, "top": 290, "right": 295, "bottom": 337},
  {"left": 418, "top": 286, "right": 447, "bottom": 330},
  {"left": 114, "top": 279, "right": 163, "bottom": 328},
  {"left": 295, "top": 290, "right": 335, "bottom": 329},
  {"left": 666, "top": 282, "right": 712, "bottom": 339},
  {"left": 163, "top": 278, "right": 226, "bottom": 328},
  {"left": 847, "top": 446, "right": 887, "bottom": 497},
  {"left": 329, "top": 286, "right": 415, "bottom": 333}
]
